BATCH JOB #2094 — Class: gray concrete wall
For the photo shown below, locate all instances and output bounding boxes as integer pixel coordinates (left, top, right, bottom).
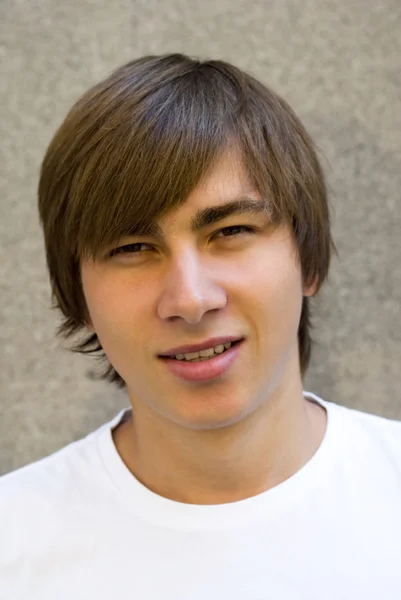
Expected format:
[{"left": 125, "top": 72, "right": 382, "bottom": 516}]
[{"left": 1, "top": 0, "right": 400, "bottom": 475}]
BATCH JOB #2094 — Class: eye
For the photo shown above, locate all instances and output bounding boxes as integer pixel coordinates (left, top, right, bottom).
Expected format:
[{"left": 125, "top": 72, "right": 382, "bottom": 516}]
[
  {"left": 214, "top": 225, "right": 256, "bottom": 239},
  {"left": 109, "top": 242, "right": 152, "bottom": 257},
  {"left": 107, "top": 226, "right": 256, "bottom": 258}
]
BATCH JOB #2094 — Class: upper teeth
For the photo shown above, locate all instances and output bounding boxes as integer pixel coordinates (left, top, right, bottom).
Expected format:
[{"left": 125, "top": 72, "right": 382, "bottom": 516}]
[{"left": 174, "top": 342, "right": 233, "bottom": 361}]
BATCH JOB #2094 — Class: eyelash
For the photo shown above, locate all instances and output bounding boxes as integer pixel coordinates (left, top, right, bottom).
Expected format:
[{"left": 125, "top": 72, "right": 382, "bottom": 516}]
[{"left": 108, "top": 225, "right": 256, "bottom": 257}]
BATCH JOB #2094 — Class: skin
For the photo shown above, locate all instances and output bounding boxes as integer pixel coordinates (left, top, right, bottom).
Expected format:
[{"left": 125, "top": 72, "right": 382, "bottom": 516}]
[{"left": 81, "top": 148, "right": 327, "bottom": 505}]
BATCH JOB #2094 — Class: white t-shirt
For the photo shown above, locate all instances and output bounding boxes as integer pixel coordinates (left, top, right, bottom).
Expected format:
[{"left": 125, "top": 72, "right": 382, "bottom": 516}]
[{"left": 1, "top": 392, "right": 401, "bottom": 599}]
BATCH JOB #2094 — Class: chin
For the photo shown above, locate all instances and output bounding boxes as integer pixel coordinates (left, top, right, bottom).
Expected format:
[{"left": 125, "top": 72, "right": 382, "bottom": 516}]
[{"left": 168, "top": 394, "right": 255, "bottom": 432}]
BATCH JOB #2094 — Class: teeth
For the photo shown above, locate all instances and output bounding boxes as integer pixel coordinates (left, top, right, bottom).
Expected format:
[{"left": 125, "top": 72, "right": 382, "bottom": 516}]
[
  {"left": 199, "top": 347, "right": 215, "bottom": 358},
  {"left": 184, "top": 351, "right": 201, "bottom": 360},
  {"left": 214, "top": 344, "right": 225, "bottom": 354},
  {"left": 174, "top": 341, "right": 233, "bottom": 361}
]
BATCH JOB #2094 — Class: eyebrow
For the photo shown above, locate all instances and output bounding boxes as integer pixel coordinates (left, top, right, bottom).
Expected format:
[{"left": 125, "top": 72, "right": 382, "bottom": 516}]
[
  {"left": 190, "top": 198, "right": 269, "bottom": 231},
  {"left": 130, "top": 198, "right": 269, "bottom": 240}
]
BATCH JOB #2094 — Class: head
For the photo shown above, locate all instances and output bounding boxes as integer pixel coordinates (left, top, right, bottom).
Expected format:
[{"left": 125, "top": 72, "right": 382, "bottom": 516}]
[{"left": 38, "top": 54, "right": 335, "bottom": 419}]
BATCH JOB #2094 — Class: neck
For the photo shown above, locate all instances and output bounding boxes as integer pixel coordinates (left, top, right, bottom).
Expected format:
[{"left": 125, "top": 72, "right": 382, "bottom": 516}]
[{"left": 113, "top": 380, "right": 327, "bottom": 505}]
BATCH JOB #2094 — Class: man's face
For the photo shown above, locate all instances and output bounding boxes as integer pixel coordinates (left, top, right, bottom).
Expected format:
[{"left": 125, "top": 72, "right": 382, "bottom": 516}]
[{"left": 81, "top": 150, "right": 316, "bottom": 430}]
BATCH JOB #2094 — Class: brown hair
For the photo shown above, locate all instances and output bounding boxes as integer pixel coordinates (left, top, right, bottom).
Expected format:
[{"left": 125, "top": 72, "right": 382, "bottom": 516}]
[{"left": 38, "top": 53, "right": 336, "bottom": 386}]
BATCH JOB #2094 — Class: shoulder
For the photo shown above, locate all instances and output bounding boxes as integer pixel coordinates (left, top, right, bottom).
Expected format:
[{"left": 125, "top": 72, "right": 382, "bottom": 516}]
[
  {"left": 309, "top": 392, "right": 401, "bottom": 436},
  {"left": 322, "top": 397, "right": 401, "bottom": 479},
  {"left": 0, "top": 424, "right": 107, "bottom": 507},
  {"left": 0, "top": 440, "right": 82, "bottom": 522},
  {"left": 341, "top": 402, "right": 401, "bottom": 456},
  {"left": 0, "top": 409, "right": 126, "bottom": 508},
  {"left": 0, "top": 432, "right": 103, "bottom": 561},
  {"left": 0, "top": 449, "right": 66, "bottom": 568},
  {"left": 308, "top": 391, "right": 401, "bottom": 464},
  {"left": 338, "top": 400, "right": 401, "bottom": 439}
]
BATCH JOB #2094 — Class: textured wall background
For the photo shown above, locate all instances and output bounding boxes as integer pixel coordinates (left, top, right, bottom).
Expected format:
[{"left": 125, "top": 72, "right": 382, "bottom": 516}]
[{"left": 1, "top": 0, "right": 400, "bottom": 475}]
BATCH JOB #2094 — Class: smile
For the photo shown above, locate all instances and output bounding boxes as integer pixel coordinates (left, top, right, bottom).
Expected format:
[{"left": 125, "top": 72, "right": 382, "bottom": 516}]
[
  {"left": 160, "top": 340, "right": 244, "bottom": 383},
  {"left": 169, "top": 341, "right": 236, "bottom": 361}
]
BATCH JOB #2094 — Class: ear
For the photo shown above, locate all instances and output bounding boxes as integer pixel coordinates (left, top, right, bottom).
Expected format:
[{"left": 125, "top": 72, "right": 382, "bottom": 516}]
[{"left": 303, "top": 275, "right": 319, "bottom": 298}]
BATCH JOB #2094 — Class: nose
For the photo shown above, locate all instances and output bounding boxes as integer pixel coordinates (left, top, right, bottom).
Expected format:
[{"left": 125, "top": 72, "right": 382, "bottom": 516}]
[{"left": 157, "top": 251, "right": 227, "bottom": 324}]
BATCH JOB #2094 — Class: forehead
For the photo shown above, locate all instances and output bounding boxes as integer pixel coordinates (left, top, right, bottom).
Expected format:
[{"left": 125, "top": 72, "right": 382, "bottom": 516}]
[
  {"left": 193, "top": 149, "right": 254, "bottom": 196},
  {"left": 161, "top": 150, "right": 259, "bottom": 222}
]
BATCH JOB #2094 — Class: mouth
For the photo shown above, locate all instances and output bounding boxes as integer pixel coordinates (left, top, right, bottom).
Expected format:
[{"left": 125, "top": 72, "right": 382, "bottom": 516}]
[
  {"left": 159, "top": 338, "right": 243, "bottom": 362},
  {"left": 159, "top": 339, "right": 244, "bottom": 383}
]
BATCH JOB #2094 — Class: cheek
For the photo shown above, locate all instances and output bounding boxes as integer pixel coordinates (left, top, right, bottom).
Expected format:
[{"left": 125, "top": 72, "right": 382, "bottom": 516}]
[
  {"left": 82, "top": 273, "right": 153, "bottom": 342},
  {"left": 236, "top": 240, "right": 302, "bottom": 301},
  {"left": 236, "top": 249, "right": 304, "bottom": 338},
  {"left": 83, "top": 281, "right": 155, "bottom": 380}
]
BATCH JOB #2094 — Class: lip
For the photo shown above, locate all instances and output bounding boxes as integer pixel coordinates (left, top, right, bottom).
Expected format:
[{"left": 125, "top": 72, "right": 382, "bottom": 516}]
[
  {"left": 159, "top": 339, "right": 244, "bottom": 383},
  {"left": 159, "top": 336, "right": 243, "bottom": 357}
]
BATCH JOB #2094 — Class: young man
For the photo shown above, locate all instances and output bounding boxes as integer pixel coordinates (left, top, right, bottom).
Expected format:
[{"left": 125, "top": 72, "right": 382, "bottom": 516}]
[{"left": 1, "top": 53, "right": 400, "bottom": 599}]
